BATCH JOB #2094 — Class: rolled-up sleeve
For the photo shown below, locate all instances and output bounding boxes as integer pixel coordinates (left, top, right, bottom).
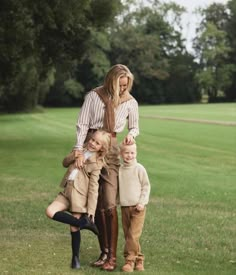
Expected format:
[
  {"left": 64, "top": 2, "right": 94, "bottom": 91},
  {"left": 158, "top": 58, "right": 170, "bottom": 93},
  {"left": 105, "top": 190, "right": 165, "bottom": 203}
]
[
  {"left": 87, "top": 168, "right": 100, "bottom": 216},
  {"left": 128, "top": 99, "right": 139, "bottom": 138},
  {"left": 75, "top": 93, "right": 93, "bottom": 150}
]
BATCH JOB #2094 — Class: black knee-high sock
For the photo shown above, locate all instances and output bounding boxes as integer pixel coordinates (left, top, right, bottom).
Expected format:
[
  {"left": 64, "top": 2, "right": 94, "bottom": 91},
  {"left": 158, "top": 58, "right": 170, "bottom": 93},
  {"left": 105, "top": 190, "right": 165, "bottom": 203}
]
[
  {"left": 71, "top": 231, "right": 81, "bottom": 258},
  {"left": 52, "top": 211, "right": 87, "bottom": 227}
]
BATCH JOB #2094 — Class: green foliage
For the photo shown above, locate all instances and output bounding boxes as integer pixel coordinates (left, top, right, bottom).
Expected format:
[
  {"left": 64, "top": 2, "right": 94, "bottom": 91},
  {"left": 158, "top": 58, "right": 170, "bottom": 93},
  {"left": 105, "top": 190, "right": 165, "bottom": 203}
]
[
  {"left": 1, "top": 0, "right": 236, "bottom": 111},
  {"left": 74, "top": 29, "right": 111, "bottom": 92},
  {"left": 194, "top": 3, "right": 236, "bottom": 101},
  {"left": 0, "top": 0, "right": 122, "bottom": 112},
  {"left": 64, "top": 79, "right": 84, "bottom": 99},
  {"left": 0, "top": 1, "right": 40, "bottom": 112},
  {"left": 44, "top": 79, "right": 83, "bottom": 107},
  {"left": 109, "top": 2, "right": 199, "bottom": 104},
  {"left": 90, "top": 0, "right": 123, "bottom": 28},
  {"left": 225, "top": 0, "right": 236, "bottom": 100},
  {"left": 164, "top": 53, "right": 201, "bottom": 103},
  {"left": 1, "top": 57, "right": 39, "bottom": 112}
]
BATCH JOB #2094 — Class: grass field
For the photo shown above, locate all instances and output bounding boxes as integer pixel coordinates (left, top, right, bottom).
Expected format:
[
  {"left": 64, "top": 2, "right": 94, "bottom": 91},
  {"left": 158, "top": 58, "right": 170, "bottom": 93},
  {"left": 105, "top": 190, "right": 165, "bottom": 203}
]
[{"left": 0, "top": 103, "right": 236, "bottom": 274}]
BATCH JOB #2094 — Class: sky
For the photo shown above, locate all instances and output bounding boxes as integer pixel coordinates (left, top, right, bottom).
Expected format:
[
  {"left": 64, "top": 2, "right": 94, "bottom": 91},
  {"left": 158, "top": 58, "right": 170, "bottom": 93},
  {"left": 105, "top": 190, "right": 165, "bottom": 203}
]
[{"left": 162, "top": 0, "right": 229, "bottom": 52}]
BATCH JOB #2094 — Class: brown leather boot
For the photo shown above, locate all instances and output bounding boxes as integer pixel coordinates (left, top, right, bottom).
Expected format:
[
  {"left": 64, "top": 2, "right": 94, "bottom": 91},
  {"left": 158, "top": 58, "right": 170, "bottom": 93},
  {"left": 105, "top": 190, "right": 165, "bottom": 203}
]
[
  {"left": 91, "top": 209, "right": 109, "bottom": 267},
  {"left": 102, "top": 207, "right": 118, "bottom": 271}
]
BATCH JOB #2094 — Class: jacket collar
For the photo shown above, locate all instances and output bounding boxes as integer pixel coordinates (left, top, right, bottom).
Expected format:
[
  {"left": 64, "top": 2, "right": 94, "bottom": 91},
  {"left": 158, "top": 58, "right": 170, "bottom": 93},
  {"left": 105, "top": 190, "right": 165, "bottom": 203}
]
[{"left": 83, "top": 150, "right": 97, "bottom": 163}]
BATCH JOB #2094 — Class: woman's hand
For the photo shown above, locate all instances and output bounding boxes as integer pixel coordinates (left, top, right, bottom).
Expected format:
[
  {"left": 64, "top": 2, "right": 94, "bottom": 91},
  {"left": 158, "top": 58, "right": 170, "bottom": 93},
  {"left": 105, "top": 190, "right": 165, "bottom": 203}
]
[
  {"left": 123, "top": 134, "right": 135, "bottom": 145},
  {"left": 74, "top": 150, "right": 85, "bottom": 168}
]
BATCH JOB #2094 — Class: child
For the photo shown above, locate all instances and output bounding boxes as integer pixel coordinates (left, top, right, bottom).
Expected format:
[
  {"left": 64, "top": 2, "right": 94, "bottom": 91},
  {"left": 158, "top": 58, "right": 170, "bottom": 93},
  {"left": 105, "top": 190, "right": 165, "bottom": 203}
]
[
  {"left": 46, "top": 130, "right": 111, "bottom": 269},
  {"left": 118, "top": 142, "right": 151, "bottom": 272}
]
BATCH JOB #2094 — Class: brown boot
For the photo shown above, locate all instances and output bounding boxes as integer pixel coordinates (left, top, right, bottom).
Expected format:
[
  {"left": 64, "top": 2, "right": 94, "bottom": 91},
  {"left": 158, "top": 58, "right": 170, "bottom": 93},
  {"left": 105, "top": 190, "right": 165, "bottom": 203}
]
[
  {"left": 91, "top": 209, "right": 109, "bottom": 267},
  {"left": 102, "top": 207, "right": 118, "bottom": 271},
  {"left": 92, "top": 252, "right": 108, "bottom": 267},
  {"left": 102, "top": 257, "right": 117, "bottom": 271}
]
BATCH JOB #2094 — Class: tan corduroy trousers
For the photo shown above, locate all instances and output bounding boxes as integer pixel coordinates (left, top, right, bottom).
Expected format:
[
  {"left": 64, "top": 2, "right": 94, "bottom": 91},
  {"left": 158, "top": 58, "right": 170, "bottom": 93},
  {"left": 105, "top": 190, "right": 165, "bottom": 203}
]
[{"left": 121, "top": 206, "right": 146, "bottom": 262}]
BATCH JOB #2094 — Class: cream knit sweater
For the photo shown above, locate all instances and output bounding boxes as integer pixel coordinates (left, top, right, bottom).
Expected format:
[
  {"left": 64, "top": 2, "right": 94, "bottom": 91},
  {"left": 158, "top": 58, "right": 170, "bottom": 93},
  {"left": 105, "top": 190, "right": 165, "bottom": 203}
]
[{"left": 118, "top": 159, "right": 151, "bottom": 206}]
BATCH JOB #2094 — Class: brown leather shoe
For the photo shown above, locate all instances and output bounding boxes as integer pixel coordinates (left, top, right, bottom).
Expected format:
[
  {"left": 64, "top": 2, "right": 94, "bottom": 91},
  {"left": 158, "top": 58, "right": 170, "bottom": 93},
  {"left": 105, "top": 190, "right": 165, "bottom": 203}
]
[
  {"left": 122, "top": 260, "right": 135, "bottom": 272},
  {"left": 91, "top": 253, "right": 108, "bottom": 267},
  {"left": 102, "top": 257, "right": 117, "bottom": 271},
  {"left": 135, "top": 259, "right": 144, "bottom": 271}
]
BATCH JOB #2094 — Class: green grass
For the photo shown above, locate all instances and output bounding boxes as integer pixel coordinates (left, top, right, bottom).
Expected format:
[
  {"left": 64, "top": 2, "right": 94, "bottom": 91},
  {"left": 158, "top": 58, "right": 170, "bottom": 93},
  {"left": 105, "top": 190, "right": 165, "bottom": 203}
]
[
  {"left": 0, "top": 103, "right": 236, "bottom": 274},
  {"left": 139, "top": 103, "right": 236, "bottom": 122}
]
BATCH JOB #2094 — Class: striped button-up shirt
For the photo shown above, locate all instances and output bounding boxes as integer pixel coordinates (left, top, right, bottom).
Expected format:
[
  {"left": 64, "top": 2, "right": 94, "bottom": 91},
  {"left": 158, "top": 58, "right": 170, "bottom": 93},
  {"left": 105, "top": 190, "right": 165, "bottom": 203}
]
[{"left": 75, "top": 90, "right": 139, "bottom": 150}]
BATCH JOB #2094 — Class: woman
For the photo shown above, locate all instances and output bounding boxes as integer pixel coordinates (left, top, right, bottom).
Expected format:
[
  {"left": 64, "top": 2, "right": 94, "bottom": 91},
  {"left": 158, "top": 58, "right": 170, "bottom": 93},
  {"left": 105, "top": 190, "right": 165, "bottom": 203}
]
[{"left": 74, "top": 64, "right": 139, "bottom": 271}]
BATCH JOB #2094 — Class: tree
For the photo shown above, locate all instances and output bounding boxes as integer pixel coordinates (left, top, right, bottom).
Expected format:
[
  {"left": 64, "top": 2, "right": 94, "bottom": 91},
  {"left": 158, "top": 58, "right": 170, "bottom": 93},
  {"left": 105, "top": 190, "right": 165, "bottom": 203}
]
[
  {"left": 109, "top": 1, "right": 199, "bottom": 104},
  {"left": 193, "top": 3, "right": 236, "bottom": 102},
  {"left": 164, "top": 53, "right": 200, "bottom": 103},
  {"left": 225, "top": 0, "right": 236, "bottom": 101},
  {"left": 74, "top": 30, "right": 111, "bottom": 95},
  {"left": 0, "top": 0, "right": 122, "bottom": 112}
]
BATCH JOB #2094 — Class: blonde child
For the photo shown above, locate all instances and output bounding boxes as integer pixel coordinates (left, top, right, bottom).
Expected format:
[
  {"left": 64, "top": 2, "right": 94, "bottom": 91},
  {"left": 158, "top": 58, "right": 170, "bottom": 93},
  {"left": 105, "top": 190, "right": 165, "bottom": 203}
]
[
  {"left": 118, "top": 142, "right": 151, "bottom": 272},
  {"left": 46, "top": 130, "right": 111, "bottom": 269}
]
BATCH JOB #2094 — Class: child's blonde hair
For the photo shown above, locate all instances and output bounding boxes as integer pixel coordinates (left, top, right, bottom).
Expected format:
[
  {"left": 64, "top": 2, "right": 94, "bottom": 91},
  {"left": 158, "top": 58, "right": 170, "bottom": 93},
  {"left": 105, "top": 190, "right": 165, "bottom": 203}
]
[
  {"left": 92, "top": 130, "right": 111, "bottom": 167},
  {"left": 119, "top": 141, "right": 137, "bottom": 153}
]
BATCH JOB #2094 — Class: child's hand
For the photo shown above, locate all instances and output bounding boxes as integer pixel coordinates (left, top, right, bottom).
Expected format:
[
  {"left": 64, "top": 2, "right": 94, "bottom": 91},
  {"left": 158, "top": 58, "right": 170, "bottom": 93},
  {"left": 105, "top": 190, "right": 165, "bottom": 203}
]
[
  {"left": 74, "top": 150, "right": 85, "bottom": 168},
  {"left": 135, "top": 203, "right": 144, "bottom": 211},
  {"left": 89, "top": 215, "right": 95, "bottom": 223}
]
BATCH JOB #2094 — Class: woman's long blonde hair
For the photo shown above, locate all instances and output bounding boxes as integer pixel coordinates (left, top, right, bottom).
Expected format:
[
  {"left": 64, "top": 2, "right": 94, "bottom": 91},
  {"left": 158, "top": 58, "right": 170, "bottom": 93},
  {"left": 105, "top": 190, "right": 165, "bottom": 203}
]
[{"left": 103, "top": 64, "right": 134, "bottom": 107}]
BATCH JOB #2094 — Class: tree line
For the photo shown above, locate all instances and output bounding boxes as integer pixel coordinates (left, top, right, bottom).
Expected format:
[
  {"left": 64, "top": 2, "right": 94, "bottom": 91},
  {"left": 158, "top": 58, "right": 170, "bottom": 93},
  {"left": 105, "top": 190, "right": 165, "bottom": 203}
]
[{"left": 0, "top": 0, "right": 235, "bottom": 112}]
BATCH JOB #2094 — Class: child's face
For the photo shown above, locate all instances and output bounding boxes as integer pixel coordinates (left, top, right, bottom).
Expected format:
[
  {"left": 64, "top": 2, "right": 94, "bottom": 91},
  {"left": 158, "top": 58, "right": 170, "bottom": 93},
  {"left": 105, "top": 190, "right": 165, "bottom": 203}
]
[
  {"left": 120, "top": 144, "right": 137, "bottom": 163},
  {"left": 87, "top": 132, "right": 104, "bottom": 152}
]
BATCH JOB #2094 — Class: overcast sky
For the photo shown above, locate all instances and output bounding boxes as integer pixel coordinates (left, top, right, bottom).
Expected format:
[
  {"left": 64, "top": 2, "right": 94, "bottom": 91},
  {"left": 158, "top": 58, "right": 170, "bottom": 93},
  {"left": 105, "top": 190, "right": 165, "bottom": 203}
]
[{"left": 162, "top": 0, "right": 229, "bottom": 52}]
